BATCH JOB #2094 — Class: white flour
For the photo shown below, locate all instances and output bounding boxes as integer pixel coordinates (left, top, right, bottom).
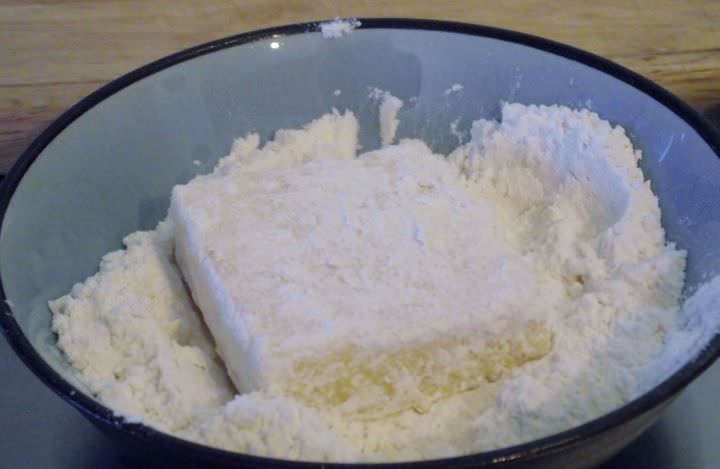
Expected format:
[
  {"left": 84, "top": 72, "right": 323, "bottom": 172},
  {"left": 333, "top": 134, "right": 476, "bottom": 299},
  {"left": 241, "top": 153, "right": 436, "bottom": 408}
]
[
  {"left": 369, "top": 88, "right": 404, "bottom": 145},
  {"left": 50, "top": 223, "right": 235, "bottom": 433},
  {"left": 443, "top": 83, "right": 464, "bottom": 96},
  {"left": 50, "top": 103, "right": 719, "bottom": 462},
  {"left": 320, "top": 19, "right": 361, "bottom": 39}
]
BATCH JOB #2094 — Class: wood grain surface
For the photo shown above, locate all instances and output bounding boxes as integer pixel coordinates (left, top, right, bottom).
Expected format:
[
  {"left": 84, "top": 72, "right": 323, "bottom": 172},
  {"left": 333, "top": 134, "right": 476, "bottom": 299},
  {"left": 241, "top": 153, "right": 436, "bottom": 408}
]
[{"left": 1, "top": 0, "right": 719, "bottom": 172}]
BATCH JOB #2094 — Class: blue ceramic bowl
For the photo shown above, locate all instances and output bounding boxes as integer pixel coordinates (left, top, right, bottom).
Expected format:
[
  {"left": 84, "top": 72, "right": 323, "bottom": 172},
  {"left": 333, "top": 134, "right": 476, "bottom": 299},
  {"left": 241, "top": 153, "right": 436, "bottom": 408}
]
[{"left": 1, "top": 19, "right": 719, "bottom": 468}]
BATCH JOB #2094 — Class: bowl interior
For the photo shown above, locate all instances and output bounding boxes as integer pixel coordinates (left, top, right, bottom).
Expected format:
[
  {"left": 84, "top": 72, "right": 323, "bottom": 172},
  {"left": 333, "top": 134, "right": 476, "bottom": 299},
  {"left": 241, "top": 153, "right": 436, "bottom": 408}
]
[{"left": 2, "top": 23, "right": 719, "bottom": 435}]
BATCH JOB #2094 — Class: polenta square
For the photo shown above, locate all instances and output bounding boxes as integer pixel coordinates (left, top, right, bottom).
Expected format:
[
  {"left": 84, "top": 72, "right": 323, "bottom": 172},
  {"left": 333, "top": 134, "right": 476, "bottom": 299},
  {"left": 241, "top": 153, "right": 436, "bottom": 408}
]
[{"left": 170, "top": 112, "right": 552, "bottom": 419}]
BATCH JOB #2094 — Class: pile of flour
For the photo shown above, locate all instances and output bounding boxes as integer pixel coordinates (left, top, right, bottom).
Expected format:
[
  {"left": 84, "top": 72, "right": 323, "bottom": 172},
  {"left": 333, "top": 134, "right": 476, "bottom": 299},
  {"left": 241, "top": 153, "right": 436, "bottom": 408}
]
[{"left": 51, "top": 102, "right": 717, "bottom": 462}]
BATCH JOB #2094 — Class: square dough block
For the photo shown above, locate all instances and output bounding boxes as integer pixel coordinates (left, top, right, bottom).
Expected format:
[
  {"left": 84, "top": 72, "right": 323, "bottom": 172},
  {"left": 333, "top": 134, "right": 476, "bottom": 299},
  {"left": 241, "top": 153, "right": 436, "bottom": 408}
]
[{"left": 169, "top": 112, "right": 553, "bottom": 419}]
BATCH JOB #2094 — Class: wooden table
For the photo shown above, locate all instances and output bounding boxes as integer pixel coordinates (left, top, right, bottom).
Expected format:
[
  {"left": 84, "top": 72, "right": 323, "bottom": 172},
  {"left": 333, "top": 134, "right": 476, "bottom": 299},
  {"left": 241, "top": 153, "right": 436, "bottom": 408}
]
[{"left": 1, "top": 0, "right": 719, "bottom": 172}]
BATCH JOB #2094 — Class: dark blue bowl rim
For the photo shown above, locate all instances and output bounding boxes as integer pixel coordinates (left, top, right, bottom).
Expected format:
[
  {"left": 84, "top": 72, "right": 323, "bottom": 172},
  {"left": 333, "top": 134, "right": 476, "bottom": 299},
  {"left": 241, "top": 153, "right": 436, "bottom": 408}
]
[{"left": 1, "top": 18, "right": 719, "bottom": 468}]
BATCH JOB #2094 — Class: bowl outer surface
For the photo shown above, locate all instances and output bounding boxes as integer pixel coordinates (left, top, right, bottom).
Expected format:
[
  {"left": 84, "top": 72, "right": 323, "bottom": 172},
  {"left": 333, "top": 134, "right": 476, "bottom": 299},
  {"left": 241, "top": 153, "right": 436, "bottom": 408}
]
[{"left": 1, "top": 18, "right": 719, "bottom": 468}]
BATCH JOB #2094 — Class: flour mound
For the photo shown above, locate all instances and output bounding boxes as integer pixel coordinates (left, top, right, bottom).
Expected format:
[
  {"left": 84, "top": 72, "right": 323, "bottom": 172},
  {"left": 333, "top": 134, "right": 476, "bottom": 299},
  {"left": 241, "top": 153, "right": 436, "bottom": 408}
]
[
  {"left": 50, "top": 222, "right": 234, "bottom": 433},
  {"left": 51, "top": 103, "right": 700, "bottom": 462}
]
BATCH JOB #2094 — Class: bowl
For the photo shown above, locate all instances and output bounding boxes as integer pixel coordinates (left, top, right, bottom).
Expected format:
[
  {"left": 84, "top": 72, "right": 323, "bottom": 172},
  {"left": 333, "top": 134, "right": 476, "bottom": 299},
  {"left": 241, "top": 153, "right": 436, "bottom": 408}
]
[{"left": 1, "top": 18, "right": 720, "bottom": 469}]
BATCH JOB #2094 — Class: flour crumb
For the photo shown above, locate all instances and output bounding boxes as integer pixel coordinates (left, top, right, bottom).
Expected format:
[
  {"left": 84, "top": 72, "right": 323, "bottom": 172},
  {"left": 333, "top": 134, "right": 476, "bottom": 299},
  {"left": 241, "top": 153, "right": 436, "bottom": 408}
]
[
  {"left": 333, "top": 89, "right": 342, "bottom": 96},
  {"left": 320, "top": 18, "right": 361, "bottom": 39},
  {"left": 443, "top": 83, "right": 464, "bottom": 96},
  {"left": 450, "top": 118, "right": 466, "bottom": 144},
  {"left": 368, "top": 87, "right": 384, "bottom": 101},
  {"left": 369, "top": 89, "right": 403, "bottom": 145}
]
